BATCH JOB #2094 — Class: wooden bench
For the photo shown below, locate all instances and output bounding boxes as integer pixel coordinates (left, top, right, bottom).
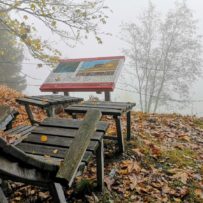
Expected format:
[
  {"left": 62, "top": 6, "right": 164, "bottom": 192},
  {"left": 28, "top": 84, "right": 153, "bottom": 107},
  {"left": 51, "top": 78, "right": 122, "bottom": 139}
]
[
  {"left": 0, "top": 109, "right": 108, "bottom": 203},
  {"left": 65, "top": 101, "right": 136, "bottom": 153},
  {"left": 16, "top": 95, "right": 83, "bottom": 125}
]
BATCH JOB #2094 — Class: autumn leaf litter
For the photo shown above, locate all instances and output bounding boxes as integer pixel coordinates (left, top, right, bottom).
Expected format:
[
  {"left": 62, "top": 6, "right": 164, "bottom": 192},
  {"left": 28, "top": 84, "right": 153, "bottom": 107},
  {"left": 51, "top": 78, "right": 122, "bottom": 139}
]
[{"left": 1, "top": 86, "right": 203, "bottom": 202}]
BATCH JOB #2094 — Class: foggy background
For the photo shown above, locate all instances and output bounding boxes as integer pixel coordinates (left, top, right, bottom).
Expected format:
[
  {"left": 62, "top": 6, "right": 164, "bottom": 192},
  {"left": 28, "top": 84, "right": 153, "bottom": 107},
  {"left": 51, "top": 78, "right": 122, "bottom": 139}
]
[{"left": 21, "top": 0, "right": 203, "bottom": 116}]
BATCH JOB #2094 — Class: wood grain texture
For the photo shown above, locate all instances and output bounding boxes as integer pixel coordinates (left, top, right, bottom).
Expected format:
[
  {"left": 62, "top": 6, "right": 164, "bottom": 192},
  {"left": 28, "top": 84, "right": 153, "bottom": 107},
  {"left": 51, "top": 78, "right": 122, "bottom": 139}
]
[
  {"left": 40, "top": 117, "right": 108, "bottom": 132},
  {"left": 65, "top": 106, "right": 122, "bottom": 116}
]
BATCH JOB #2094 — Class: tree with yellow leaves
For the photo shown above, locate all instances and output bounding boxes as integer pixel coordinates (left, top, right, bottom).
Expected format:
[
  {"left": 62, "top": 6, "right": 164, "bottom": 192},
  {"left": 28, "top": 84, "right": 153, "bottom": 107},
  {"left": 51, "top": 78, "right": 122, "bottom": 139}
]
[{"left": 0, "top": 0, "right": 109, "bottom": 63}]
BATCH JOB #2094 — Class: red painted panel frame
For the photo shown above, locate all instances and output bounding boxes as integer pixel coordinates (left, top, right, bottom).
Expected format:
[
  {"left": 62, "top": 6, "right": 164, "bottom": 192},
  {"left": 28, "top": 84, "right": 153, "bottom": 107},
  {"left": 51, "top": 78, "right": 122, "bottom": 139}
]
[{"left": 40, "top": 82, "right": 115, "bottom": 92}]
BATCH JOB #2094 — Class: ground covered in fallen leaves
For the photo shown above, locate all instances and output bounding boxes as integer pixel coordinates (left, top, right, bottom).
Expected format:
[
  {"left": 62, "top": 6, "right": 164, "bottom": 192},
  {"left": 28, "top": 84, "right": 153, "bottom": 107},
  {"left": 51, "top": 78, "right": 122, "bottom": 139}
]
[{"left": 1, "top": 86, "right": 203, "bottom": 203}]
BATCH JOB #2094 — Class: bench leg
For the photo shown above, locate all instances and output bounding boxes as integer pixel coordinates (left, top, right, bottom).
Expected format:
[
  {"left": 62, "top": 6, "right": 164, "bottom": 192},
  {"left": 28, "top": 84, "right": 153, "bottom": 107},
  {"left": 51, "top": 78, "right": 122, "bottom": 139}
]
[
  {"left": 71, "top": 113, "right": 77, "bottom": 119},
  {"left": 24, "top": 104, "right": 36, "bottom": 125},
  {"left": 114, "top": 116, "right": 125, "bottom": 153},
  {"left": 6, "top": 122, "right": 12, "bottom": 131},
  {"left": 46, "top": 106, "right": 55, "bottom": 117},
  {"left": 96, "top": 139, "right": 104, "bottom": 192},
  {"left": 0, "top": 179, "right": 8, "bottom": 203},
  {"left": 49, "top": 183, "right": 66, "bottom": 203},
  {"left": 126, "top": 111, "right": 131, "bottom": 141}
]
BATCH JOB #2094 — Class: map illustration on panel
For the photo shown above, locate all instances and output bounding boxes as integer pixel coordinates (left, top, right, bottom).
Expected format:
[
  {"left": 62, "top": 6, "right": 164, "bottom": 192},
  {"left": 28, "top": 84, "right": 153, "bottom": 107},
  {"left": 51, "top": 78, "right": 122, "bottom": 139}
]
[{"left": 76, "top": 59, "right": 119, "bottom": 76}]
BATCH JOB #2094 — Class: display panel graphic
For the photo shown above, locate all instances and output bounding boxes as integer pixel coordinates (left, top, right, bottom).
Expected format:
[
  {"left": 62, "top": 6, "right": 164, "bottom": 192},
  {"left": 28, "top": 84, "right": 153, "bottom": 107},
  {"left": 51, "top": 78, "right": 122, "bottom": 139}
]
[
  {"left": 76, "top": 59, "right": 119, "bottom": 76},
  {"left": 40, "top": 56, "right": 125, "bottom": 92}
]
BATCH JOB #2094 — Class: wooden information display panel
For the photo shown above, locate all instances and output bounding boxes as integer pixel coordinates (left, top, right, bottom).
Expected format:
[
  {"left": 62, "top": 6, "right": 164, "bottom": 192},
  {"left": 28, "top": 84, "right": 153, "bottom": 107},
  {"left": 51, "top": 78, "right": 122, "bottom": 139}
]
[{"left": 40, "top": 56, "right": 125, "bottom": 92}]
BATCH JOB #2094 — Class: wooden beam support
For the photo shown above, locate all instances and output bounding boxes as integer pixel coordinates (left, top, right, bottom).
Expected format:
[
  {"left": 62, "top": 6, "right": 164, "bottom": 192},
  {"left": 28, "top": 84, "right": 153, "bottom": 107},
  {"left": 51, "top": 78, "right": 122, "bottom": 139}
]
[
  {"left": 104, "top": 91, "right": 111, "bottom": 101},
  {"left": 96, "top": 139, "right": 104, "bottom": 192},
  {"left": 114, "top": 116, "right": 124, "bottom": 153},
  {"left": 0, "top": 187, "right": 8, "bottom": 203},
  {"left": 24, "top": 104, "right": 35, "bottom": 125},
  {"left": 49, "top": 183, "right": 67, "bottom": 203},
  {"left": 126, "top": 111, "right": 131, "bottom": 141},
  {"left": 64, "top": 92, "right": 69, "bottom": 96}
]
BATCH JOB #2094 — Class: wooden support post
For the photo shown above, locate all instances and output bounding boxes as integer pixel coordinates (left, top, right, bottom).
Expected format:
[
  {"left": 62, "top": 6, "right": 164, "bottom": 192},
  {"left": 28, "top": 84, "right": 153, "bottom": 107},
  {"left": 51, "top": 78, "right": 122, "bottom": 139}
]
[
  {"left": 72, "top": 113, "right": 77, "bottom": 119},
  {"left": 46, "top": 106, "right": 55, "bottom": 117},
  {"left": 126, "top": 111, "right": 131, "bottom": 141},
  {"left": 0, "top": 179, "right": 8, "bottom": 203},
  {"left": 0, "top": 187, "right": 8, "bottom": 203},
  {"left": 5, "top": 122, "right": 12, "bottom": 131},
  {"left": 24, "top": 104, "right": 35, "bottom": 125},
  {"left": 64, "top": 92, "right": 69, "bottom": 96},
  {"left": 104, "top": 91, "right": 111, "bottom": 101},
  {"left": 96, "top": 139, "right": 104, "bottom": 192},
  {"left": 49, "top": 183, "right": 66, "bottom": 203},
  {"left": 114, "top": 116, "right": 124, "bottom": 153}
]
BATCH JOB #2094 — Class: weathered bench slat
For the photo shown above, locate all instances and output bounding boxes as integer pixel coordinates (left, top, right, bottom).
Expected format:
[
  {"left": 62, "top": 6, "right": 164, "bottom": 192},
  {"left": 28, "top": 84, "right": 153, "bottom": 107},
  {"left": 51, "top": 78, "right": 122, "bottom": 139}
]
[
  {"left": 14, "top": 126, "right": 35, "bottom": 137},
  {"left": 31, "top": 95, "right": 82, "bottom": 104},
  {"left": 71, "top": 104, "right": 127, "bottom": 110},
  {"left": 56, "top": 109, "right": 102, "bottom": 186},
  {"left": 0, "top": 138, "right": 57, "bottom": 172},
  {"left": 28, "top": 96, "right": 65, "bottom": 105},
  {"left": 0, "top": 155, "right": 51, "bottom": 186},
  {"left": 30, "top": 152, "right": 92, "bottom": 166},
  {"left": 40, "top": 117, "right": 108, "bottom": 132},
  {"left": 83, "top": 101, "right": 136, "bottom": 107},
  {"left": 4, "top": 125, "right": 32, "bottom": 136},
  {"left": 65, "top": 106, "right": 122, "bottom": 116},
  {"left": 78, "top": 102, "right": 135, "bottom": 111},
  {"left": 21, "top": 133, "right": 99, "bottom": 152},
  {"left": 32, "top": 126, "right": 102, "bottom": 141},
  {"left": 3, "top": 125, "right": 25, "bottom": 134},
  {"left": 17, "top": 143, "right": 93, "bottom": 163},
  {"left": 16, "top": 98, "right": 48, "bottom": 107}
]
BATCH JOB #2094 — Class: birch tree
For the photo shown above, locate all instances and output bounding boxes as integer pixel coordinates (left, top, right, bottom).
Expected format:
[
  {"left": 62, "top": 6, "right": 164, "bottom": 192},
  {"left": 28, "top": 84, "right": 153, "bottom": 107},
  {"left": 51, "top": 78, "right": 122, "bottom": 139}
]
[{"left": 121, "top": 1, "right": 202, "bottom": 112}]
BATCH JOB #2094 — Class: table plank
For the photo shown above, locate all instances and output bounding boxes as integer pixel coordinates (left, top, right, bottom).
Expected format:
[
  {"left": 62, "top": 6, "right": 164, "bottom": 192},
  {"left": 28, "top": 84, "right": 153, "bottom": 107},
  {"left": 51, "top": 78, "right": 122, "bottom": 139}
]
[
  {"left": 29, "top": 95, "right": 83, "bottom": 105},
  {"left": 83, "top": 101, "right": 136, "bottom": 108},
  {"left": 71, "top": 104, "right": 127, "bottom": 111},
  {"left": 40, "top": 117, "right": 109, "bottom": 133},
  {"left": 22, "top": 133, "right": 99, "bottom": 152},
  {"left": 32, "top": 126, "right": 103, "bottom": 141},
  {"left": 17, "top": 143, "right": 93, "bottom": 163},
  {"left": 65, "top": 106, "right": 122, "bottom": 116},
  {"left": 16, "top": 98, "right": 48, "bottom": 107}
]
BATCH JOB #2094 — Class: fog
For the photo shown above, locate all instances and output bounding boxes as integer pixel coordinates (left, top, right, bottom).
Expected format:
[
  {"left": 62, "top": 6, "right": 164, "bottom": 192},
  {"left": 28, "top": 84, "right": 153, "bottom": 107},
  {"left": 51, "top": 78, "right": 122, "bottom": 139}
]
[{"left": 22, "top": 0, "right": 203, "bottom": 116}]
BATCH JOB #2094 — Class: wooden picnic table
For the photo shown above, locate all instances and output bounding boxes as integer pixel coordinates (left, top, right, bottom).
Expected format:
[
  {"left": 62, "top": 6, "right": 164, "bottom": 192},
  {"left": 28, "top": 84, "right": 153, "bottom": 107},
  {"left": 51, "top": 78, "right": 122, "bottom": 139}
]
[
  {"left": 16, "top": 95, "right": 83, "bottom": 125},
  {"left": 65, "top": 101, "right": 136, "bottom": 153}
]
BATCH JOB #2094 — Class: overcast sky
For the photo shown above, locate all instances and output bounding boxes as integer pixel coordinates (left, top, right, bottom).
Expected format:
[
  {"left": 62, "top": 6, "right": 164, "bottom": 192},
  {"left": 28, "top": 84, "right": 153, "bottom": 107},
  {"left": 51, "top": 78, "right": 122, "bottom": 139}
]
[{"left": 22, "top": 0, "right": 203, "bottom": 116}]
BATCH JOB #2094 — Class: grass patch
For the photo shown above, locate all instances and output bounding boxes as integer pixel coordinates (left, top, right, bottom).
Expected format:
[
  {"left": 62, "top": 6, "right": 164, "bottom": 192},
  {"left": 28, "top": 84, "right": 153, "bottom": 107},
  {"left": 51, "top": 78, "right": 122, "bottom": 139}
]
[
  {"left": 162, "top": 148, "right": 197, "bottom": 168},
  {"left": 194, "top": 119, "right": 203, "bottom": 129}
]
